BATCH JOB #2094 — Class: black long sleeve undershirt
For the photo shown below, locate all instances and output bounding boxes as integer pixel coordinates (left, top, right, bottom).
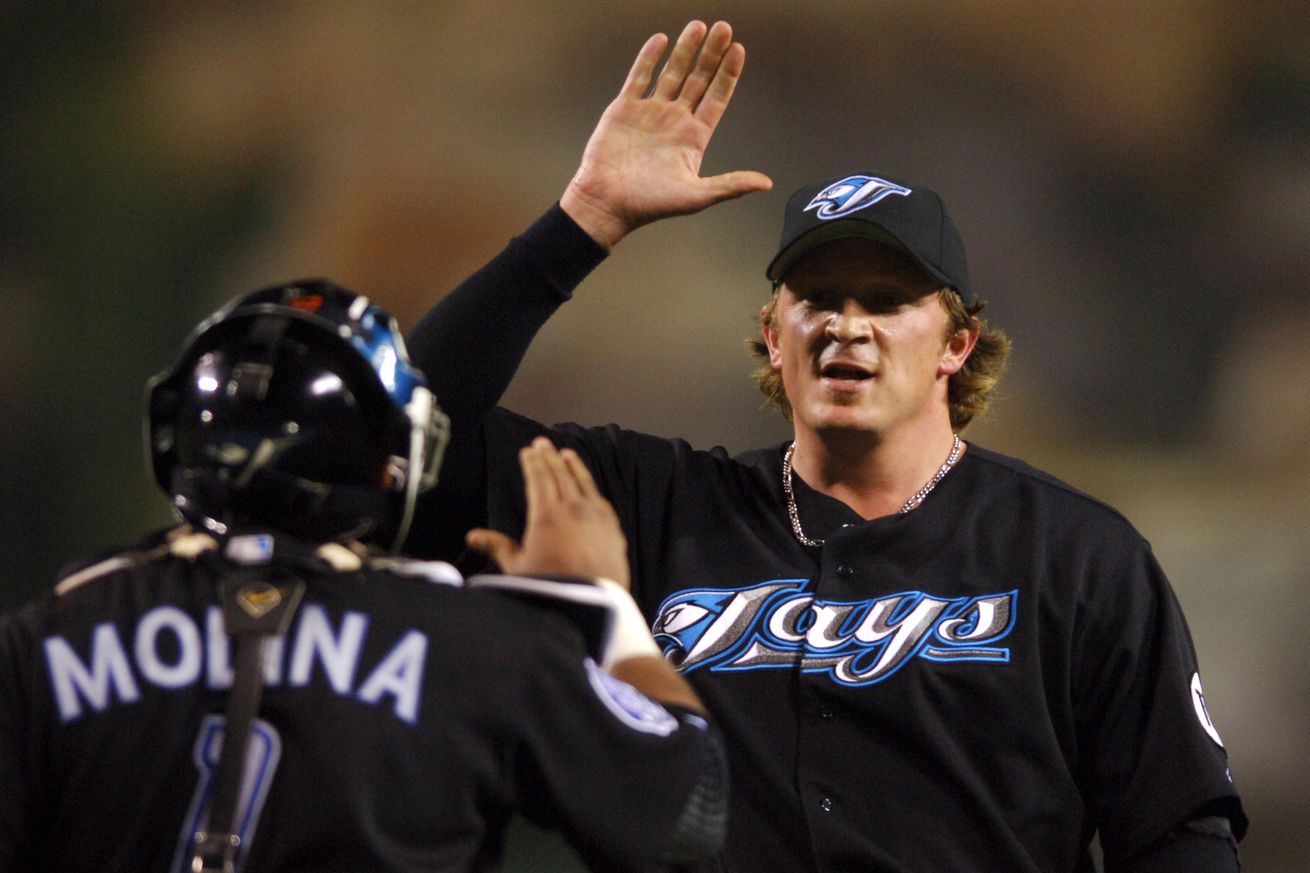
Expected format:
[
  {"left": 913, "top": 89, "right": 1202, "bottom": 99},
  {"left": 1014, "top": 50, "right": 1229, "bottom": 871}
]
[{"left": 402, "top": 204, "right": 607, "bottom": 561}]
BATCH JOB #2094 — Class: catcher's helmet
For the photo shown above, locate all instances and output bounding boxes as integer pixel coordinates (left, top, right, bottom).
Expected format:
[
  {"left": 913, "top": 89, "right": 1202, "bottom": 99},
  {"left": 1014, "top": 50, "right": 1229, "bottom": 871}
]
[{"left": 146, "top": 279, "right": 448, "bottom": 549}]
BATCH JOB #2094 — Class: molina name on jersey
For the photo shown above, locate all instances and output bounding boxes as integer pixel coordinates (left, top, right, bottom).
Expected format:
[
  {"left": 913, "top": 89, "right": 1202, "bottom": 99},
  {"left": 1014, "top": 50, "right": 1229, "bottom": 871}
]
[{"left": 44, "top": 601, "right": 428, "bottom": 724}]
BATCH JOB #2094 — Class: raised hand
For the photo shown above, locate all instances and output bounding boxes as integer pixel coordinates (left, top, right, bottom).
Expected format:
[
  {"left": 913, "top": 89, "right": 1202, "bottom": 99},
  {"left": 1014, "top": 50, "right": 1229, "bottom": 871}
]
[
  {"left": 561, "top": 20, "right": 773, "bottom": 249},
  {"left": 465, "top": 437, "right": 630, "bottom": 588}
]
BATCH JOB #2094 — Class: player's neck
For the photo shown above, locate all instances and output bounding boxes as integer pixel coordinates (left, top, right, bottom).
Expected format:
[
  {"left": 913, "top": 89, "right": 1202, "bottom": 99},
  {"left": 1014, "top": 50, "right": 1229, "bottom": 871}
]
[{"left": 790, "top": 421, "right": 964, "bottom": 520}]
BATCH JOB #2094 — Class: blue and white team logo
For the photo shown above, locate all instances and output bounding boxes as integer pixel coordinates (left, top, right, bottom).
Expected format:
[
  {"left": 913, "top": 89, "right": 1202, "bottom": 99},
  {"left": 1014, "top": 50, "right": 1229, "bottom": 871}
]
[
  {"left": 1190, "top": 672, "right": 1225, "bottom": 747},
  {"left": 804, "top": 175, "right": 912, "bottom": 221},
  {"left": 652, "top": 580, "right": 1017, "bottom": 687},
  {"left": 225, "top": 533, "right": 275, "bottom": 565},
  {"left": 585, "top": 659, "right": 679, "bottom": 736}
]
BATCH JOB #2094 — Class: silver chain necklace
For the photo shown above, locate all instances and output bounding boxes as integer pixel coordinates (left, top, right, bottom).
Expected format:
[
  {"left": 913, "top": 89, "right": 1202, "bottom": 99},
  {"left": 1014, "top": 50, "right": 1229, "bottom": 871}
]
[{"left": 782, "top": 434, "right": 963, "bottom": 548}]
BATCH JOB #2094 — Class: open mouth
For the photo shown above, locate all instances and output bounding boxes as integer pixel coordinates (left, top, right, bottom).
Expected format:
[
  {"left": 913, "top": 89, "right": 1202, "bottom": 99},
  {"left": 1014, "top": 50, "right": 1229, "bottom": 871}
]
[{"left": 820, "top": 363, "right": 874, "bottom": 382}]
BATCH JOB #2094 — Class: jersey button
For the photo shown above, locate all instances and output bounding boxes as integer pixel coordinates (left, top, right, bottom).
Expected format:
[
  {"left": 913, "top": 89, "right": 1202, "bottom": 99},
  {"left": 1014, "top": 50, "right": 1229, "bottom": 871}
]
[
  {"left": 836, "top": 564, "right": 856, "bottom": 578},
  {"left": 819, "top": 705, "right": 834, "bottom": 720},
  {"left": 820, "top": 797, "right": 834, "bottom": 813}
]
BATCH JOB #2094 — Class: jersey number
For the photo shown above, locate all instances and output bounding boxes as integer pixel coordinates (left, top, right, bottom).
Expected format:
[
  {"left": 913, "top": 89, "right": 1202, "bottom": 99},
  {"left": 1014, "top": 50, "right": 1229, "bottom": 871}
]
[{"left": 171, "top": 714, "right": 283, "bottom": 873}]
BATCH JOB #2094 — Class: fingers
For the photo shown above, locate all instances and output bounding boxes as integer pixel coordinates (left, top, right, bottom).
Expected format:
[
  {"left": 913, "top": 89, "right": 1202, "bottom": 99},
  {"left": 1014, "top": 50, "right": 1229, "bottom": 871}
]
[
  {"left": 519, "top": 437, "right": 559, "bottom": 514},
  {"left": 694, "top": 39, "right": 745, "bottom": 127},
  {"left": 505, "top": 437, "right": 628, "bottom": 584},
  {"left": 522, "top": 436, "right": 590, "bottom": 503},
  {"left": 676, "top": 21, "right": 735, "bottom": 110},
  {"left": 651, "top": 20, "right": 709, "bottom": 100},
  {"left": 646, "top": 20, "right": 739, "bottom": 115},
  {"left": 521, "top": 436, "right": 568, "bottom": 503},
  {"left": 619, "top": 32, "right": 670, "bottom": 99},
  {"left": 465, "top": 528, "right": 520, "bottom": 568},
  {"left": 560, "top": 448, "right": 601, "bottom": 499},
  {"left": 542, "top": 438, "right": 586, "bottom": 502},
  {"left": 567, "top": 18, "right": 765, "bottom": 244}
]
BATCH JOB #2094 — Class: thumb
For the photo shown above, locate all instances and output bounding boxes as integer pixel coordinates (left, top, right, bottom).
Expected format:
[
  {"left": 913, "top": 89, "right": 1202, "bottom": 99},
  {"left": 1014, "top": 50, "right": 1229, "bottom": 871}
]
[
  {"left": 465, "top": 529, "right": 521, "bottom": 570},
  {"left": 703, "top": 170, "right": 773, "bottom": 203}
]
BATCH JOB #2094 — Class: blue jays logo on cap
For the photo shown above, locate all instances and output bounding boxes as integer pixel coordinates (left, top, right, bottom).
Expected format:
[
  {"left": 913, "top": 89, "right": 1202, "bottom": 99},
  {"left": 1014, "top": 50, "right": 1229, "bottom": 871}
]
[{"left": 804, "top": 175, "right": 912, "bottom": 221}]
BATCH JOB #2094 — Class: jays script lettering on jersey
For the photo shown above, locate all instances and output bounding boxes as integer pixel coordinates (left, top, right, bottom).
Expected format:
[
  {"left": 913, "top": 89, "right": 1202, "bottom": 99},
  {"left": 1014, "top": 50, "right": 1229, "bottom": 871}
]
[
  {"left": 651, "top": 580, "right": 1017, "bottom": 686},
  {"left": 42, "top": 602, "right": 429, "bottom": 724}
]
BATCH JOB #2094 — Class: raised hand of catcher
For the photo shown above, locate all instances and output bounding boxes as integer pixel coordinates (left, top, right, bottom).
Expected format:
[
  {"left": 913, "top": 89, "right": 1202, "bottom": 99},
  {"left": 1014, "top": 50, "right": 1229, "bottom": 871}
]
[{"left": 465, "top": 437, "right": 630, "bottom": 589}]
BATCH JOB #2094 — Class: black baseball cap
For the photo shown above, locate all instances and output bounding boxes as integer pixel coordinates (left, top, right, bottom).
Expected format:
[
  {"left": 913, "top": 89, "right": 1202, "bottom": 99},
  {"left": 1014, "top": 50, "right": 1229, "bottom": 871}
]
[{"left": 765, "top": 173, "right": 973, "bottom": 305}]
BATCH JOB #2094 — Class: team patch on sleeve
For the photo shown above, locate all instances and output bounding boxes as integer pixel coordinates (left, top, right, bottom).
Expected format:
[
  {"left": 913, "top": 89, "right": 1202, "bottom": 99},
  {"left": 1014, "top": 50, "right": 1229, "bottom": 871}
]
[
  {"left": 1190, "top": 672, "right": 1225, "bottom": 747},
  {"left": 584, "top": 659, "right": 678, "bottom": 736}
]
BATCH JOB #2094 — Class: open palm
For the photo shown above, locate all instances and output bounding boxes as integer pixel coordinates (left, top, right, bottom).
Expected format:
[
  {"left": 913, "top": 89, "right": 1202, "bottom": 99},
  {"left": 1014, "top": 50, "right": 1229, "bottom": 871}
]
[{"left": 562, "top": 20, "right": 772, "bottom": 248}]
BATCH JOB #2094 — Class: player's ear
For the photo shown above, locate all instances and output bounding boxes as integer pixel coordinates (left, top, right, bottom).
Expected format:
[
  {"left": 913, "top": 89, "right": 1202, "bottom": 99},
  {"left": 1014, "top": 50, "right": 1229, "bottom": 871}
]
[
  {"left": 761, "top": 291, "right": 783, "bottom": 370},
  {"left": 939, "top": 324, "right": 978, "bottom": 377}
]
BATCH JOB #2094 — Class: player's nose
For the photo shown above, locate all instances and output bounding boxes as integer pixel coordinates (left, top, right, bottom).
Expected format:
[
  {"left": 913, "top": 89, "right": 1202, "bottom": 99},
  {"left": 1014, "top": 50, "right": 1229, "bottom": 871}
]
[{"left": 824, "top": 305, "right": 873, "bottom": 344}]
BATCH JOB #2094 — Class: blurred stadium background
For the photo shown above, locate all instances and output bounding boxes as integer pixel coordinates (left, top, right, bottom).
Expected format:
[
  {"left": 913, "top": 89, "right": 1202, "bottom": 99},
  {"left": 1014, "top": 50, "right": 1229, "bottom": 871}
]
[{"left": 3, "top": 2, "right": 1306, "bottom": 869}]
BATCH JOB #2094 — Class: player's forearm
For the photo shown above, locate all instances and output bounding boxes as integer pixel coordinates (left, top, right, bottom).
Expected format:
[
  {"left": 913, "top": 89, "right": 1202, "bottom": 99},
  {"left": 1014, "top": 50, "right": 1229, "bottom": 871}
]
[
  {"left": 589, "top": 577, "right": 707, "bottom": 712},
  {"left": 609, "top": 655, "right": 707, "bottom": 715},
  {"left": 405, "top": 204, "right": 607, "bottom": 427},
  {"left": 518, "top": 563, "right": 702, "bottom": 713}
]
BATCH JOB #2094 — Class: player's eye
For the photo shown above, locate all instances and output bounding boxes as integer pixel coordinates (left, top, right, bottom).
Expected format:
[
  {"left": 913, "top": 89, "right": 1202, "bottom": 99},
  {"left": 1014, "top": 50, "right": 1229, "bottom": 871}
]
[
  {"left": 855, "top": 288, "right": 914, "bottom": 313},
  {"left": 796, "top": 288, "right": 839, "bottom": 309}
]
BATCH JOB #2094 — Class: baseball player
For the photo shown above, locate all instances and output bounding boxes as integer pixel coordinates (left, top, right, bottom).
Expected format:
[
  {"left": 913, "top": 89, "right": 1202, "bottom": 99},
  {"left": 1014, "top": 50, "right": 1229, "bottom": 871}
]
[
  {"left": 401, "top": 20, "right": 1248, "bottom": 872},
  {"left": 0, "top": 281, "right": 727, "bottom": 872}
]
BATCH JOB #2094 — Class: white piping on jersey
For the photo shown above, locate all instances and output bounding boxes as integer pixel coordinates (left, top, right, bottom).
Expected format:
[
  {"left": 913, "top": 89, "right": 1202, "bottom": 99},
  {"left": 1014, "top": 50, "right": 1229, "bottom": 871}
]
[
  {"left": 53, "top": 527, "right": 463, "bottom": 596},
  {"left": 367, "top": 556, "right": 464, "bottom": 587},
  {"left": 54, "top": 528, "right": 216, "bottom": 597},
  {"left": 54, "top": 555, "right": 138, "bottom": 597}
]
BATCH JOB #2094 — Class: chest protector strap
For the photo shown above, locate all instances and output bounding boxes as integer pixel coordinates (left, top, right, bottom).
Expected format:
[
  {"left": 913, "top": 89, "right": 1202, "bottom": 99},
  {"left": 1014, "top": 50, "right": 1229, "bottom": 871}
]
[{"left": 190, "top": 566, "right": 305, "bottom": 873}]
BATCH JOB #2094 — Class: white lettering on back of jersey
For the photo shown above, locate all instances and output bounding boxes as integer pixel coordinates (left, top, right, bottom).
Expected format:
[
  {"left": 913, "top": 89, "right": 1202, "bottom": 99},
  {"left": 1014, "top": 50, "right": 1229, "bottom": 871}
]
[
  {"left": 135, "top": 606, "right": 202, "bottom": 689},
  {"left": 262, "top": 633, "right": 285, "bottom": 685},
  {"left": 42, "top": 603, "right": 428, "bottom": 726},
  {"left": 205, "top": 607, "right": 233, "bottom": 688},
  {"left": 45, "top": 624, "right": 141, "bottom": 721},
  {"left": 287, "top": 605, "right": 367, "bottom": 693},
  {"left": 356, "top": 630, "right": 428, "bottom": 724}
]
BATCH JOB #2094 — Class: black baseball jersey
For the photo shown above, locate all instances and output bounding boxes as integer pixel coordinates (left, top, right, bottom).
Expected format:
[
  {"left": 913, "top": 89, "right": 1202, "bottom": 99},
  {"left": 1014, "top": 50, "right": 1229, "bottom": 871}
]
[
  {"left": 403, "top": 205, "right": 1247, "bottom": 872},
  {"left": 0, "top": 529, "right": 722, "bottom": 872}
]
